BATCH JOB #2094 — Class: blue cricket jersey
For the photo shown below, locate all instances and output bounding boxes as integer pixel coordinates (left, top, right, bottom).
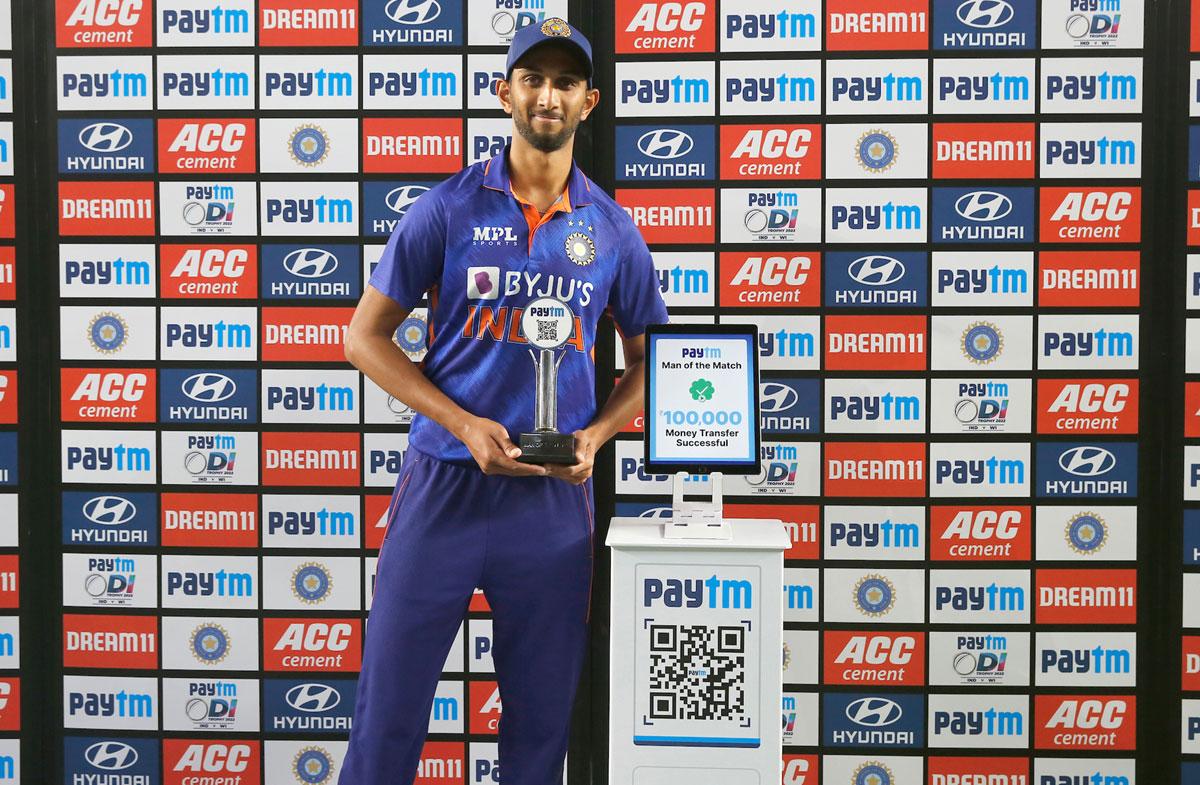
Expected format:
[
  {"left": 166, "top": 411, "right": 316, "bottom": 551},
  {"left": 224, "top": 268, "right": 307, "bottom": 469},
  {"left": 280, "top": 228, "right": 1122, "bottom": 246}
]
[{"left": 369, "top": 147, "right": 669, "bottom": 466}]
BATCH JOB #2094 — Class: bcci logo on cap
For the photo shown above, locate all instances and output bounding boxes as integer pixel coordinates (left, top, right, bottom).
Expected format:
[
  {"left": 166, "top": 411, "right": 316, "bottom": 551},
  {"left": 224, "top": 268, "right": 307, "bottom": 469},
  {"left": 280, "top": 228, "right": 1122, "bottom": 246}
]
[
  {"left": 190, "top": 623, "right": 230, "bottom": 664},
  {"left": 293, "top": 562, "right": 333, "bottom": 604},
  {"left": 294, "top": 746, "right": 335, "bottom": 784},
  {"left": 855, "top": 574, "right": 896, "bottom": 617},
  {"left": 290, "top": 124, "right": 330, "bottom": 167}
]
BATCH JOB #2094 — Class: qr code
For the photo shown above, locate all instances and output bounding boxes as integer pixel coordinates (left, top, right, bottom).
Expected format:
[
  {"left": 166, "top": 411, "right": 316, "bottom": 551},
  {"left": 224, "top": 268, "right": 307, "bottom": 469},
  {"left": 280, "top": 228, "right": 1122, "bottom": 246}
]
[
  {"left": 647, "top": 624, "right": 746, "bottom": 721},
  {"left": 537, "top": 319, "right": 558, "bottom": 342}
]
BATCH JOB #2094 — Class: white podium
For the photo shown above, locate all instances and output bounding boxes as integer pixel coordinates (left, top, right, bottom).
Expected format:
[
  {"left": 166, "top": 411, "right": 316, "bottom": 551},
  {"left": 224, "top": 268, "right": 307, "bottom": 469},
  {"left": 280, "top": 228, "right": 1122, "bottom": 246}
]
[{"left": 606, "top": 516, "right": 789, "bottom": 785}]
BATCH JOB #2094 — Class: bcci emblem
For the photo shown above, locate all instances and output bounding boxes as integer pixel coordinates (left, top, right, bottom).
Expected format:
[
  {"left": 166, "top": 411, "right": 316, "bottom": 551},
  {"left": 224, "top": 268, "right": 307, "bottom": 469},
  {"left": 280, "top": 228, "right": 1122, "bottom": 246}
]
[
  {"left": 856, "top": 129, "right": 897, "bottom": 173},
  {"left": 394, "top": 312, "right": 428, "bottom": 361},
  {"left": 853, "top": 761, "right": 894, "bottom": 785},
  {"left": 292, "top": 562, "right": 333, "bottom": 604},
  {"left": 1066, "top": 512, "right": 1107, "bottom": 555},
  {"left": 854, "top": 574, "right": 896, "bottom": 617},
  {"left": 293, "top": 746, "right": 334, "bottom": 784},
  {"left": 190, "top": 623, "right": 230, "bottom": 665},
  {"left": 541, "top": 17, "right": 571, "bottom": 36},
  {"left": 961, "top": 321, "right": 1003, "bottom": 364},
  {"left": 565, "top": 232, "right": 595, "bottom": 266},
  {"left": 290, "top": 124, "right": 330, "bottom": 167},
  {"left": 89, "top": 312, "right": 128, "bottom": 354}
]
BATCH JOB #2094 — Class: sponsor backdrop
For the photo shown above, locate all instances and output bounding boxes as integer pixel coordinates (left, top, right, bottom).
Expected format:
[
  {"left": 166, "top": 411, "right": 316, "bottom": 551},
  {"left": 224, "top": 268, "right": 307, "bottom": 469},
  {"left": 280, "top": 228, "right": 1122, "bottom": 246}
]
[{"left": 3, "top": 0, "right": 1193, "bottom": 783}]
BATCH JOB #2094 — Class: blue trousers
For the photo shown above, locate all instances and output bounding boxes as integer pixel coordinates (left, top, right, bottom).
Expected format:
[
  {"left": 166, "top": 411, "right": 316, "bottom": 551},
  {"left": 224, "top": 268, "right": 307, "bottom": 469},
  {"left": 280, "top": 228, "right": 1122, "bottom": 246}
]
[{"left": 340, "top": 448, "right": 595, "bottom": 785}]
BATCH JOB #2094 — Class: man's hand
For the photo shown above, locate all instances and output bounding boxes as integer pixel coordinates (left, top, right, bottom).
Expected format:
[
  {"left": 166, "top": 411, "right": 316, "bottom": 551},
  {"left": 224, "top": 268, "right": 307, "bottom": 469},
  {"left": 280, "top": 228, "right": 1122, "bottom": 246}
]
[
  {"left": 457, "top": 415, "right": 548, "bottom": 477},
  {"left": 545, "top": 428, "right": 600, "bottom": 485}
]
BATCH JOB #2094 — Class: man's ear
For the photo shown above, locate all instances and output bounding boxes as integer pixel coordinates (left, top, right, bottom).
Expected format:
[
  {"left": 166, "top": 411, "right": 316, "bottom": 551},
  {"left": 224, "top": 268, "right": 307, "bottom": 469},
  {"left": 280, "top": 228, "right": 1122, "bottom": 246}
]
[
  {"left": 580, "top": 87, "right": 600, "bottom": 121},
  {"left": 496, "top": 78, "right": 513, "bottom": 115}
]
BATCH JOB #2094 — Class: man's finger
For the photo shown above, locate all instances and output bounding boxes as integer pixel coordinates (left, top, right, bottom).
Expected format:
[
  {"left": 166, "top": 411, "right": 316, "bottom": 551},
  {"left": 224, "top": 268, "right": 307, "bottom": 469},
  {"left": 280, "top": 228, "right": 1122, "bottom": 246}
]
[
  {"left": 493, "top": 430, "right": 522, "bottom": 459},
  {"left": 493, "top": 455, "right": 547, "bottom": 476}
]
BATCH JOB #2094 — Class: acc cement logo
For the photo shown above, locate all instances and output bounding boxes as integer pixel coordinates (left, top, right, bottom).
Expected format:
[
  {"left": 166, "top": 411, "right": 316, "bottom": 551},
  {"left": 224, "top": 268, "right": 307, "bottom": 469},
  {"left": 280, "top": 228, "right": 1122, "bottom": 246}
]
[
  {"left": 292, "top": 562, "right": 333, "bottom": 604},
  {"left": 182, "top": 372, "right": 237, "bottom": 403},
  {"left": 294, "top": 746, "right": 334, "bottom": 784},
  {"left": 956, "top": 190, "right": 1012, "bottom": 222},
  {"left": 386, "top": 185, "right": 428, "bottom": 215},
  {"left": 388, "top": 0, "right": 441, "bottom": 24},
  {"left": 190, "top": 623, "right": 230, "bottom": 664},
  {"left": 79, "top": 121, "right": 133, "bottom": 153},
  {"left": 637, "top": 128, "right": 694, "bottom": 159},
  {"left": 83, "top": 495, "right": 137, "bottom": 526},
  {"left": 1059, "top": 446, "right": 1116, "bottom": 476},
  {"left": 84, "top": 740, "right": 139, "bottom": 770},
  {"left": 1066, "top": 511, "right": 1107, "bottom": 554},
  {"left": 286, "top": 683, "right": 342, "bottom": 712},
  {"left": 849, "top": 255, "right": 906, "bottom": 286},
  {"left": 958, "top": 0, "right": 1014, "bottom": 28},
  {"left": 284, "top": 248, "right": 339, "bottom": 278},
  {"left": 855, "top": 574, "right": 896, "bottom": 617}
]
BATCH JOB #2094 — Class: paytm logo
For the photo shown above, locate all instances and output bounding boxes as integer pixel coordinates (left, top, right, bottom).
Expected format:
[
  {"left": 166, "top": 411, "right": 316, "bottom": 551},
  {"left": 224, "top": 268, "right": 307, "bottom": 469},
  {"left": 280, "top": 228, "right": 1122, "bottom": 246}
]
[
  {"left": 643, "top": 574, "right": 753, "bottom": 608},
  {"left": 615, "top": 61, "right": 714, "bottom": 116},
  {"left": 826, "top": 188, "right": 926, "bottom": 244}
]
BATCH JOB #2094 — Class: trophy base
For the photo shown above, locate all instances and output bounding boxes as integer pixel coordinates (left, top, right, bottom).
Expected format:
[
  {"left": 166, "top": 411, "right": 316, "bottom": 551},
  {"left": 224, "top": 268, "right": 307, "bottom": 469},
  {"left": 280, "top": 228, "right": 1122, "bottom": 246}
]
[{"left": 517, "top": 431, "right": 577, "bottom": 465}]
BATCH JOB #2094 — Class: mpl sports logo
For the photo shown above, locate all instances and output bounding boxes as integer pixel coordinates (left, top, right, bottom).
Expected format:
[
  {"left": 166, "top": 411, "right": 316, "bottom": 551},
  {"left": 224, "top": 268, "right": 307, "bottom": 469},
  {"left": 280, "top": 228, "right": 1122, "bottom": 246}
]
[
  {"left": 1041, "top": 123, "right": 1141, "bottom": 178},
  {"left": 159, "top": 119, "right": 256, "bottom": 174},
  {"left": 719, "top": 253, "right": 818, "bottom": 307},
  {"left": 62, "top": 490, "right": 156, "bottom": 546},
  {"left": 929, "top": 569, "right": 1030, "bottom": 624},
  {"left": 824, "top": 379, "right": 925, "bottom": 435},
  {"left": 616, "top": 0, "right": 714, "bottom": 51},
  {"left": 365, "top": 53, "right": 461, "bottom": 112},
  {"left": 825, "top": 315, "right": 927, "bottom": 371},
  {"left": 64, "top": 675, "right": 158, "bottom": 730},
  {"left": 63, "top": 613, "right": 157, "bottom": 669},
  {"left": 59, "top": 118, "right": 153, "bottom": 174},
  {"left": 157, "top": 0, "right": 255, "bottom": 47},
  {"left": 160, "top": 368, "right": 256, "bottom": 424},
  {"left": 826, "top": 59, "right": 927, "bottom": 115},
  {"left": 933, "top": 0, "right": 1035, "bottom": 49},
  {"left": 928, "top": 694, "right": 1029, "bottom": 748},
  {"left": 57, "top": 0, "right": 152, "bottom": 47},
  {"left": 931, "top": 251, "right": 1032, "bottom": 307},
  {"left": 163, "top": 740, "right": 260, "bottom": 785},
  {"left": 931, "top": 506, "right": 1031, "bottom": 561},
  {"left": 825, "top": 251, "right": 927, "bottom": 308},
  {"left": 64, "top": 736, "right": 158, "bottom": 785},
  {"left": 929, "top": 630, "right": 1030, "bottom": 687},
  {"left": 824, "top": 442, "right": 925, "bottom": 498},
  {"left": 823, "top": 692, "right": 923, "bottom": 748},
  {"left": 1042, "top": 0, "right": 1144, "bottom": 48},
  {"left": 363, "top": 0, "right": 461, "bottom": 45},
  {"left": 62, "top": 368, "right": 155, "bottom": 423},
  {"left": 617, "top": 125, "right": 715, "bottom": 181},
  {"left": 1036, "top": 569, "right": 1136, "bottom": 624},
  {"left": 823, "top": 631, "right": 925, "bottom": 686},
  {"left": 614, "top": 61, "right": 715, "bottom": 117},
  {"left": 262, "top": 245, "right": 358, "bottom": 300},
  {"left": 259, "top": 0, "right": 358, "bottom": 46},
  {"left": 929, "top": 377, "right": 1032, "bottom": 434},
  {"left": 1040, "top": 187, "right": 1141, "bottom": 242},
  {"left": 161, "top": 431, "right": 258, "bottom": 486},
  {"left": 59, "top": 181, "right": 154, "bottom": 236},
  {"left": 1038, "top": 379, "right": 1137, "bottom": 435},
  {"left": 264, "top": 678, "right": 355, "bottom": 733},
  {"left": 261, "top": 307, "right": 352, "bottom": 362},
  {"left": 62, "top": 430, "right": 155, "bottom": 484},
  {"left": 932, "top": 186, "right": 1034, "bottom": 244},
  {"left": 1034, "top": 695, "right": 1135, "bottom": 750},
  {"left": 721, "top": 0, "right": 820, "bottom": 52},
  {"left": 261, "top": 181, "right": 357, "bottom": 237},
  {"left": 60, "top": 243, "right": 155, "bottom": 298},
  {"left": 720, "top": 125, "right": 820, "bottom": 180},
  {"left": 161, "top": 492, "right": 258, "bottom": 549},
  {"left": 1037, "top": 631, "right": 1136, "bottom": 687},
  {"left": 156, "top": 54, "right": 255, "bottom": 110},
  {"left": 264, "top": 618, "right": 361, "bottom": 672},
  {"left": 263, "top": 432, "right": 360, "bottom": 487},
  {"left": 933, "top": 58, "right": 1035, "bottom": 114},
  {"left": 160, "top": 244, "right": 256, "bottom": 298},
  {"left": 1041, "top": 56, "right": 1142, "bottom": 113},
  {"left": 824, "top": 505, "right": 924, "bottom": 559},
  {"left": 826, "top": 0, "right": 928, "bottom": 50},
  {"left": 259, "top": 54, "right": 358, "bottom": 109},
  {"left": 262, "top": 369, "right": 358, "bottom": 425},
  {"left": 617, "top": 188, "right": 714, "bottom": 244},
  {"left": 721, "top": 60, "right": 820, "bottom": 115},
  {"left": 933, "top": 122, "right": 1035, "bottom": 179},
  {"left": 1040, "top": 250, "right": 1139, "bottom": 307},
  {"left": 363, "top": 117, "right": 461, "bottom": 173},
  {"left": 1037, "top": 442, "right": 1136, "bottom": 498},
  {"left": 825, "top": 187, "right": 926, "bottom": 243}
]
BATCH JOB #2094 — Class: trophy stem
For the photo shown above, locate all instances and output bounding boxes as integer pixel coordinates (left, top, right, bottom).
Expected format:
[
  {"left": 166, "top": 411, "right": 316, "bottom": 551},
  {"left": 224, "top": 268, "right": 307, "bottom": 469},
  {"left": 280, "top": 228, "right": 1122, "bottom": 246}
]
[{"left": 532, "top": 348, "right": 562, "bottom": 432}]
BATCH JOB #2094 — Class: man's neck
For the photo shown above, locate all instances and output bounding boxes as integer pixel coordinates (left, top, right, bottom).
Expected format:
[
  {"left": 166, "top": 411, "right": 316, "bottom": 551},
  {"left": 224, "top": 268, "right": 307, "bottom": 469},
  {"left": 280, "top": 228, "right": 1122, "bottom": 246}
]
[{"left": 507, "top": 136, "right": 574, "bottom": 213}]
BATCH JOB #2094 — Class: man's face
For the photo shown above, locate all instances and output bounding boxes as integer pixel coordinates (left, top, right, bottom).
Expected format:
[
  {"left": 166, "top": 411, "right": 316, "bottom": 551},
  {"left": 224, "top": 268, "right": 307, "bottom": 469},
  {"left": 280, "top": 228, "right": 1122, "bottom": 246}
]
[{"left": 500, "top": 45, "right": 598, "bottom": 153}]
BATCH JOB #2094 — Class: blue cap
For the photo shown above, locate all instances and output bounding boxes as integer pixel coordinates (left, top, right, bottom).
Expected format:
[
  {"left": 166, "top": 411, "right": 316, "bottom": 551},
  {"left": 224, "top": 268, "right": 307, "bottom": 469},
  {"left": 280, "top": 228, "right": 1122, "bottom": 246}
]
[{"left": 504, "top": 17, "right": 593, "bottom": 86}]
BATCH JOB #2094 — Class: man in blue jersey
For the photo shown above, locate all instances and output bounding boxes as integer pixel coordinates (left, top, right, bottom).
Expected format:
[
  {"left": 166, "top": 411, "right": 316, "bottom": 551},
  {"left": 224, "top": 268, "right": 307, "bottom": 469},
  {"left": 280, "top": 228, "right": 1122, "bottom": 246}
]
[{"left": 339, "top": 17, "right": 668, "bottom": 785}]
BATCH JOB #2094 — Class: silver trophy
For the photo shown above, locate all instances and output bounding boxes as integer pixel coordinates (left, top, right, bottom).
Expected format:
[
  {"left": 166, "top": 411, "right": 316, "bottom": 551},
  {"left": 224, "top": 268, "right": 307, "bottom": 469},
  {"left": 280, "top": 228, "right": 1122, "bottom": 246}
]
[{"left": 517, "top": 296, "right": 577, "bottom": 464}]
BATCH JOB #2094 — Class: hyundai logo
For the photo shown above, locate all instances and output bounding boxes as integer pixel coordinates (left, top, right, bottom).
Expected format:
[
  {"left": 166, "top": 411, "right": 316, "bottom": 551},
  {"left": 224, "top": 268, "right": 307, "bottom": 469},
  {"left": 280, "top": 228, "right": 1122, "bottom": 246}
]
[
  {"left": 386, "top": 185, "right": 429, "bottom": 215},
  {"left": 845, "top": 697, "right": 902, "bottom": 727},
  {"left": 286, "top": 683, "right": 342, "bottom": 712},
  {"left": 1058, "top": 446, "right": 1117, "bottom": 477},
  {"left": 637, "top": 129, "right": 693, "bottom": 160},
  {"left": 182, "top": 372, "right": 236, "bottom": 403},
  {"left": 848, "top": 255, "right": 905, "bottom": 286},
  {"left": 84, "top": 741, "right": 139, "bottom": 771},
  {"left": 759, "top": 382, "right": 798, "bottom": 412},
  {"left": 637, "top": 507, "right": 672, "bottom": 519},
  {"left": 386, "top": 0, "right": 441, "bottom": 24},
  {"left": 83, "top": 495, "right": 137, "bottom": 526},
  {"left": 955, "top": 190, "right": 1012, "bottom": 222},
  {"left": 957, "top": 0, "right": 1014, "bottom": 28},
  {"left": 79, "top": 122, "right": 133, "bottom": 153},
  {"left": 284, "top": 248, "right": 338, "bottom": 279}
]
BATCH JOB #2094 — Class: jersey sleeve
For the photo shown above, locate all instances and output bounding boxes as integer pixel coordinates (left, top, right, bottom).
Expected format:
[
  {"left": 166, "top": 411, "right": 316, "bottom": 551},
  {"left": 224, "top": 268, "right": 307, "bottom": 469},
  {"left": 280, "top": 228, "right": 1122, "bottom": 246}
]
[
  {"left": 608, "top": 218, "right": 669, "bottom": 338},
  {"left": 368, "top": 187, "right": 446, "bottom": 310}
]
